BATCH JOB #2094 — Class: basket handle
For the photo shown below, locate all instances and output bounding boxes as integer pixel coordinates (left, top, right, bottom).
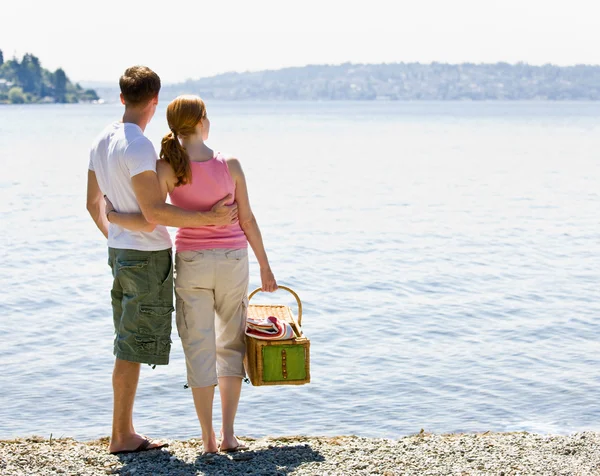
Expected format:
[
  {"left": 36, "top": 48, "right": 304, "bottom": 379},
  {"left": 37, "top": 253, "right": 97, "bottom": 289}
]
[{"left": 248, "top": 285, "right": 303, "bottom": 327}]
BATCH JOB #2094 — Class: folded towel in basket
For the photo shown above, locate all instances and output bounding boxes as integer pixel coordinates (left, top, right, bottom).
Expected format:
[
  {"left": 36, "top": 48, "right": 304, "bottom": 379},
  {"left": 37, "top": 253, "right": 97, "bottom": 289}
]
[{"left": 246, "top": 315, "right": 296, "bottom": 340}]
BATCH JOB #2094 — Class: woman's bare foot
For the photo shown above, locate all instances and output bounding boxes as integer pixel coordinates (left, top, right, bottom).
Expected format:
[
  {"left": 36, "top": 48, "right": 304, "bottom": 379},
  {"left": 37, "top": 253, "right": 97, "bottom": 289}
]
[
  {"left": 219, "top": 433, "right": 248, "bottom": 452},
  {"left": 203, "top": 431, "right": 218, "bottom": 454}
]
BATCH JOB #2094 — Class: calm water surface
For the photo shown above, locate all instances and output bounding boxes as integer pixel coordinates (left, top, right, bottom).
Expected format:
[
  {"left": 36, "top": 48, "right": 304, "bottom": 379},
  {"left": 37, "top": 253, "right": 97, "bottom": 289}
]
[{"left": 0, "top": 101, "right": 599, "bottom": 440}]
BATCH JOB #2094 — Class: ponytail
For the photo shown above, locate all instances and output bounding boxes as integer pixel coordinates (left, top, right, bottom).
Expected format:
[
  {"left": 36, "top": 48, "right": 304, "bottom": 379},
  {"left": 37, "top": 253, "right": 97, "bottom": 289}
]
[{"left": 160, "top": 131, "right": 192, "bottom": 186}]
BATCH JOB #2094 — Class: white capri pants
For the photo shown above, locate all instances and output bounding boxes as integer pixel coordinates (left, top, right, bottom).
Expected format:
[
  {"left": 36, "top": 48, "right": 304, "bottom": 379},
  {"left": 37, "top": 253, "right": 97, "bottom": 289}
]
[{"left": 175, "top": 248, "right": 249, "bottom": 387}]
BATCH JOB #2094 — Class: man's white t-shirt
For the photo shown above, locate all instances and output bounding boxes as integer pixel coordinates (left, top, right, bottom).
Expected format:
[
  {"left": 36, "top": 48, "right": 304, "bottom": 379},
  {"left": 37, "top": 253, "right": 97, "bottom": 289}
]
[{"left": 89, "top": 122, "right": 172, "bottom": 251}]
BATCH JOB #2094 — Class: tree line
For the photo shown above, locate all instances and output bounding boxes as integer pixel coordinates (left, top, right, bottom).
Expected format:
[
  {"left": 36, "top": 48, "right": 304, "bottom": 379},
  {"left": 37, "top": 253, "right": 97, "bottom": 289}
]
[
  {"left": 159, "top": 62, "right": 600, "bottom": 101},
  {"left": 0, "top": 50, "right": 99, "bottom": 104}
]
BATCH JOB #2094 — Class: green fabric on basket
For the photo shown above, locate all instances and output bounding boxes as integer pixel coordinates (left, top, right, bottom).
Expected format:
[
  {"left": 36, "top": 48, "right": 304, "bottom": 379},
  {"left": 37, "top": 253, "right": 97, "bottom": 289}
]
[{"left": 262, "top": 345, "right": 306, "bottom": 382}]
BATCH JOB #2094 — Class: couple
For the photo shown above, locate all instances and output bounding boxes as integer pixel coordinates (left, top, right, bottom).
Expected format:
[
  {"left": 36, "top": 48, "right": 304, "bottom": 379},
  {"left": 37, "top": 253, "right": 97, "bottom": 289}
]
[{"left": 86, "top": 65, "right": 276, "bottom": 456}]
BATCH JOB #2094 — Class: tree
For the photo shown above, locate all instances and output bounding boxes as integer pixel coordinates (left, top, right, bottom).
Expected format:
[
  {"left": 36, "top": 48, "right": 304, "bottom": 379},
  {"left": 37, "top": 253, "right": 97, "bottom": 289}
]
[
  {"left": 82, "top": 89, "right": 99, "bottom": 101},
  {"left": 18, "top": 53, "right": 43, "bottom": 96},
  {"left": 0, "top": 49, "right": 3, "bottom": 66},
  {"left": 53, "top": 68, "right": 67, "bottom": 102},
  {"left": 8, "top": 87, "right": 25, "bottom": 104},
  {"left": 0, "top": 59, "right": 20, "bottom": 82}
]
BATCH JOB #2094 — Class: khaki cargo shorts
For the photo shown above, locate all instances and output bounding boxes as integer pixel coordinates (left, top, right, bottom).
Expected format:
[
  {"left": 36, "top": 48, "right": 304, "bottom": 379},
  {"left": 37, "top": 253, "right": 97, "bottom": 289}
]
[
  {"left": 108, "top": 248, "right": 174, "bottom": 366},
  {"left": 175, "top": 248, "right": 249, "bottom": 387}
]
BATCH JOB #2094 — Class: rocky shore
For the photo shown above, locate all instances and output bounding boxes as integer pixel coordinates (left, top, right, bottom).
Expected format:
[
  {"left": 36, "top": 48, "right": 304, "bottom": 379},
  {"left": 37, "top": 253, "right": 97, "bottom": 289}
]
[{"left": 1, "top": 431, "right": 599, "bottom": 475}]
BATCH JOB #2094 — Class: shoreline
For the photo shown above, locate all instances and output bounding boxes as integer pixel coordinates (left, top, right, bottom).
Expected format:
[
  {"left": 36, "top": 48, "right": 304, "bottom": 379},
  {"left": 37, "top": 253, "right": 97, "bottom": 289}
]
[{"left": 1, "top": 431, "right": 599, "bottom": 475}]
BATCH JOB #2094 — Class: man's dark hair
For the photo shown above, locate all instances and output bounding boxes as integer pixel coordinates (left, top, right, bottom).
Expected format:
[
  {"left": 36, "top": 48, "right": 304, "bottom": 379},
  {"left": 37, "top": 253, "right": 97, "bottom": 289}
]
[{"left": 119, "top": 66, "right": 161, "bottom": 106}]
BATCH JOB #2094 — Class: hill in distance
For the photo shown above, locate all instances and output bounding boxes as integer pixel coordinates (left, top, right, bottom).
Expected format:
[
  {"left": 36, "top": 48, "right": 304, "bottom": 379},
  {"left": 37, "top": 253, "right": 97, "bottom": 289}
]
[
  {"left": 164, "top": 63, "right": 600, "bottom": 100},
  {"left": 86, "top": 61, "right": 600, "bottom": 102}
]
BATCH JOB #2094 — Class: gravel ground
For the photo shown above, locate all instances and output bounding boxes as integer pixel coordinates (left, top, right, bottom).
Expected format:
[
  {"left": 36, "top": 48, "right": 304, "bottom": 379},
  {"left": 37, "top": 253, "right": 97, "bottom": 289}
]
[{"left": 1, "top": 431, "right": 599, "bottom": 475}]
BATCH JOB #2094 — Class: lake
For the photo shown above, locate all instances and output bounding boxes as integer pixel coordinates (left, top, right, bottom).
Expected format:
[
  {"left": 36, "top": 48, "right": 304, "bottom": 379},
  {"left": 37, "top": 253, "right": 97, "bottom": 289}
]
[{"left": 0, "top": 100, "right": 599, "bottom": 441}]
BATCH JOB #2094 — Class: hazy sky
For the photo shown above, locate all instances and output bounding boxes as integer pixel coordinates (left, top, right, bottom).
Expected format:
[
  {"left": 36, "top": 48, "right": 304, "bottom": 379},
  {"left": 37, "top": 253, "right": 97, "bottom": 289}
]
[{"left": 2, "top": 0, "right": 598, "bottom": 84}]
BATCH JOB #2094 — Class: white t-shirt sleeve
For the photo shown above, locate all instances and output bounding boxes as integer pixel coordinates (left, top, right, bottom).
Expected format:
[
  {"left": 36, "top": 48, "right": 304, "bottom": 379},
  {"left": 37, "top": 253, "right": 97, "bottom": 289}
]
[
  {"left": 125, "top": 138, "right": 159, "bottom": 177},
  {"left": 88, "top": 149, "right": 95, "bottom": 171}
]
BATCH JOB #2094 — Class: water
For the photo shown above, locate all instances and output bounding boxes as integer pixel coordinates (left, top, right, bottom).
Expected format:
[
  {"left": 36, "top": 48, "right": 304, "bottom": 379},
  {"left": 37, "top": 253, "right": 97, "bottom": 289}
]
[{"left": 0, "top": 101, "right": 599, "bottom": 441}]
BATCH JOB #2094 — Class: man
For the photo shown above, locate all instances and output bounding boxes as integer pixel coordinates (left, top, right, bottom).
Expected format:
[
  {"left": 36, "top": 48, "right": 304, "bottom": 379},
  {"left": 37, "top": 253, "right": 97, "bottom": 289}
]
[{"left": 86, "top": 65, "right": 237, "bottom": 454}]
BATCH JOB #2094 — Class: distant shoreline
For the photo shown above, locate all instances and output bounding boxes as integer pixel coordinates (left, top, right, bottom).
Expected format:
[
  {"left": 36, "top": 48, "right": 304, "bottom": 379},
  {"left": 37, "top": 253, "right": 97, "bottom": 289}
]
[
  {"left": 3, "top": 97, "right": 600, "bottom": 106},
  {"left": 1, "top": 431, "right": 598, "bottom": 475},
  {"left": 82, "top": 62, "right": 600, "bottom": 102},
  {"left": 0, "top": 100, "right": 105, "bottom": 106}
]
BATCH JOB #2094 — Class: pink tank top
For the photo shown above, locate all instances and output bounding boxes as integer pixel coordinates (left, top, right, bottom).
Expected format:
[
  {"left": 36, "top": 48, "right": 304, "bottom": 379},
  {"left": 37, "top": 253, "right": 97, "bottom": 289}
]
[{"left": 169, "top": 152, "right": 247, "bottom": 251}]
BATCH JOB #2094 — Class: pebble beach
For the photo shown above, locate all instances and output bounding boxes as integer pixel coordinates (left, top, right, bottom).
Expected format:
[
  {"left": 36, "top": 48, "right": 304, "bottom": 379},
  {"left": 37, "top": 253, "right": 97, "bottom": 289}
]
[{"left": 2, "top": 431, "right": 600, "bottom": 475}]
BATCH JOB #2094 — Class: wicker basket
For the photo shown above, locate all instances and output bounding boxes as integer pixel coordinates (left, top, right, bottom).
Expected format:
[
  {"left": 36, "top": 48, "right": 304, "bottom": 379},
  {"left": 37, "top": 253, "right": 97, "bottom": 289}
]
[{"left": 244, "top": 286, "right": 310, "bottom": 386}]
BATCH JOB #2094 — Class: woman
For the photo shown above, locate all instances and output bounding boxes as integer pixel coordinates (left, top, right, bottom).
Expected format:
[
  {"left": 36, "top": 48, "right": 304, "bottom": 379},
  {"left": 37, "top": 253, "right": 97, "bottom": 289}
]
[{"left": 107, "top": 95, "right": 277, "bottom": 454}]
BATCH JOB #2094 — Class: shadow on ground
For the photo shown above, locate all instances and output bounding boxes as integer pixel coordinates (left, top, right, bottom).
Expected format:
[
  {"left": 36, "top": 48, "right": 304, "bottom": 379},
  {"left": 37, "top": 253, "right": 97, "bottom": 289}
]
[{"left": 115, "top": 443, "right": 325, "bottom": 475}]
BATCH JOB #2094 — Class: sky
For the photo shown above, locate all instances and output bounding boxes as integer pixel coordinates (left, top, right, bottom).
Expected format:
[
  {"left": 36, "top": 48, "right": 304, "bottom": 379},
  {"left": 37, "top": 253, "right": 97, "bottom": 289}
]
[{"left": 1, "top": 0, "right": 599, "bottom": 84}]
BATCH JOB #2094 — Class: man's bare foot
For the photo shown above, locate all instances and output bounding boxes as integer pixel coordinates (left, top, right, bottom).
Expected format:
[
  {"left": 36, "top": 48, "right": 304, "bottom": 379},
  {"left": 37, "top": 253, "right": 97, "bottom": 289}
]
[{"left": 109, "top": 433, "right": 167, "bottom": 454}]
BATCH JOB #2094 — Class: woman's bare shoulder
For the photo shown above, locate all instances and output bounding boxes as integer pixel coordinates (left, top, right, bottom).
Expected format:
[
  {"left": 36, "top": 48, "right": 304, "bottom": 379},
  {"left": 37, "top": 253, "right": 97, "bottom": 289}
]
[
  {"left": 224, "top": 155, "right": 241, "bottom": 165},
  {"left": 157, "top": 159, "right": 176, "bottom": 177},
  {"left": 224, "top": 156, "right": 243, "bottom": 176},
  {"left": 157, "top": 158, "right": 178, "bottom": 189},
  {"left": 156, "top": 159, "right": 173, "bottom": 170}
]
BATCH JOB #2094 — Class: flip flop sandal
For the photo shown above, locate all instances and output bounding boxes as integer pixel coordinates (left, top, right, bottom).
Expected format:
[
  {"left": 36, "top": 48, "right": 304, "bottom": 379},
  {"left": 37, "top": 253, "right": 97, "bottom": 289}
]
[{"left": 110, "top": 438, "right": 169, "bottom": 455}]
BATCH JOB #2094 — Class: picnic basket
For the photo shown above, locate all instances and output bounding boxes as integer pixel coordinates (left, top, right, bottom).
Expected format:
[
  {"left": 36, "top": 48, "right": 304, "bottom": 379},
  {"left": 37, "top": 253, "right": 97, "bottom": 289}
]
[{"left": 244, "top": 285, "right": 310, "bottom": 386}]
